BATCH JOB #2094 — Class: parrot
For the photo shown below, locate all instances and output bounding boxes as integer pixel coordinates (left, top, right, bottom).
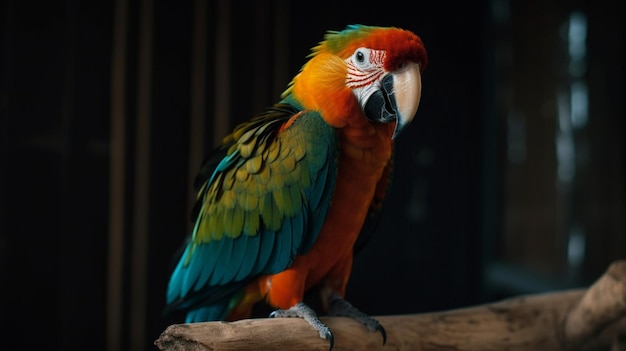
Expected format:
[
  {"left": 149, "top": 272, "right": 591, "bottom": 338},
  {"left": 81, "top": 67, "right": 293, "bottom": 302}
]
[{"left": 164, "top": 24, "right": 427, "bottom": 349}]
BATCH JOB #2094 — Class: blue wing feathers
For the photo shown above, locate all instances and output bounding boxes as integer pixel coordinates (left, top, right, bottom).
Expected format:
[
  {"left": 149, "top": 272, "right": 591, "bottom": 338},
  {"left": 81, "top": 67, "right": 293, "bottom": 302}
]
[
  {"left": 253, "top": 230, "right": 276, "bottom": 275},
  {"left": 180, "top": 246, "right": 198, "bottom": 297},
  {"left": 194, "top": 245, "right": 215, "bottom": 292},
  {"left": 211, "top": 237, "right": 235, "bottom": 285},
  {"left": 234, "top": 231, "right": 261, "bottom": 281},
  {"left": 290, "top": 208, "right": 305, "bottom": 253},
  {"left": 264, "top": 223, "right": 289, "bottom": 274}
]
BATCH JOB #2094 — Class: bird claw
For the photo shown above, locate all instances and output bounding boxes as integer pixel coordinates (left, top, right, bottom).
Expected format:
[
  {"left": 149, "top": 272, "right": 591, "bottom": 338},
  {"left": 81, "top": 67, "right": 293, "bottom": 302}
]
[
  {"left": 377, "top": 324, "right": 387, "bottom": 345},
  {"left": 325, "top": 329, "right": 334, "bottom": 351},
  {"left": 269, "top": 302, "right": 335, "bottom": 350},
  {"left": 269, "top": 298, "right": 383, "bottom": 350},
  {"left": 328, "top": 293, "right": 386, "bottom": 345}
]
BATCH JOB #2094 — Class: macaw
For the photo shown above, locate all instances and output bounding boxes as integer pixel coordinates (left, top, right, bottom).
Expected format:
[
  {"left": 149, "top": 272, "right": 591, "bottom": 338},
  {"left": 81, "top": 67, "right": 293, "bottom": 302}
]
[{"left": 165, "top": 24, "right": 427, "bottom": 348}]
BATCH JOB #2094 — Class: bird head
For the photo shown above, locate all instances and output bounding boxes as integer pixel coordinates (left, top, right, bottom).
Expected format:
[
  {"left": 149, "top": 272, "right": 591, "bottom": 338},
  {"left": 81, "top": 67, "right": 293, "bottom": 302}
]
[{"left": 284, "top": 24, "right": 428, "bottom": 139}]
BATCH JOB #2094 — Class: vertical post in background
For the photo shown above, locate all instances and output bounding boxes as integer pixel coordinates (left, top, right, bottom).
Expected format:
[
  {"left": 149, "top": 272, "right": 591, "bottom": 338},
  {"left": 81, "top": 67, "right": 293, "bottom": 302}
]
[
  {"left": 272, "top": 0, "right": 289, "bottom": 98},
  {"left": 188, "top": 0, "right": 207, "bottom": 225},
  {"left": 107, "top": 0, "right": 127, "bottom": 349},
  {"left": 213, "top": 0, "right": 230, "bottom": 145},
  {"left": 251, "top": 2, "right": 270, "bottom": 114},
  {"left": 130, "top": 0, "right": 153, "bottom": 349}
]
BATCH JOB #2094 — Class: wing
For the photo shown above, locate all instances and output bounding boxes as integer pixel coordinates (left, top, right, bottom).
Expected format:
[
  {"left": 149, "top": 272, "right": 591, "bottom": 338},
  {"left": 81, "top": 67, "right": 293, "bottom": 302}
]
[{"left": 166, "top": 103, "right": 338, "bottom": 315}]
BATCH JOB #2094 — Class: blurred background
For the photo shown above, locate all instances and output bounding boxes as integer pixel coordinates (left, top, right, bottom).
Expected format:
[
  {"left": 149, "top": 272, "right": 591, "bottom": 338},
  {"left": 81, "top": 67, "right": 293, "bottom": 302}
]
[{"left": 1, "top": 0, "right": 624, "bottom": 350}]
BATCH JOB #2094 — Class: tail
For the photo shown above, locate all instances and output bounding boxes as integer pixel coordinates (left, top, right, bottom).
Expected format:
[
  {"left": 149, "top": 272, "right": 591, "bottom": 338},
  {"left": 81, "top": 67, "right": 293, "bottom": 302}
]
[
  {"left": 184, "top": 303, "right": 232, "bottom": 322},
  {"left": 164, "top": 287, "right": 243, "bottom": 322},
  {"left": 180, "top": 283, "right": 263, "bottom": 322}
]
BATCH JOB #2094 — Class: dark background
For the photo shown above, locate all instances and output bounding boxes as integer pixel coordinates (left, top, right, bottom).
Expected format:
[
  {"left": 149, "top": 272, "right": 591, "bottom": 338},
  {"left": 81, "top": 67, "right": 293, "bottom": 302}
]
[{"left": 1, "top": 0, "right": 624, "bottom": 350}]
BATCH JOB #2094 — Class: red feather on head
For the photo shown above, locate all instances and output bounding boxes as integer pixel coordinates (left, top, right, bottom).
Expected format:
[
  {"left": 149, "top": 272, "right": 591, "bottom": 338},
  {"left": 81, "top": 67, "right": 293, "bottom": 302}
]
[{"left": 319, "top": 25, "right": 428, "bottom": 72}]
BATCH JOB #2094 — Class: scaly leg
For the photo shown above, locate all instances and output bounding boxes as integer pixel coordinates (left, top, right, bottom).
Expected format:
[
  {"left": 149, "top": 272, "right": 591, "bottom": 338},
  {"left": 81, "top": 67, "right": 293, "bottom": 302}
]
[
  {"left": 269, "top": 302, "right": 334, "bottom": 350},
  {"left": 327, "top": 292, "right": 386, "bottom": 344}
]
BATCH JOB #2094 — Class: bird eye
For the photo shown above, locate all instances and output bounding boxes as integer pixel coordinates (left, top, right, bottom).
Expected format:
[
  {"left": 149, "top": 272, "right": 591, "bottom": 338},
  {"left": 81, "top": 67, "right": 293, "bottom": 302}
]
[
  {"left": 352, "top": 48, "right": 372, "bottom": 70},
  {"left": 356, "top": 51, "right": 365, "bottom": 63}
]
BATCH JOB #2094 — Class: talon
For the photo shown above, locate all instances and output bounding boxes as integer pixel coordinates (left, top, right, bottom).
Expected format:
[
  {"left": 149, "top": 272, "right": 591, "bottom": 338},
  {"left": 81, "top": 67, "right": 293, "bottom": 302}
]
[
  {"left": 377, "top": 324, "right": 387, "bottom": 345},
  {"left": 325, "top": 330, "right": 334, "bottom": 351},
  {"left": 268, "top": 311, "right": 277, "bottom": 318}
]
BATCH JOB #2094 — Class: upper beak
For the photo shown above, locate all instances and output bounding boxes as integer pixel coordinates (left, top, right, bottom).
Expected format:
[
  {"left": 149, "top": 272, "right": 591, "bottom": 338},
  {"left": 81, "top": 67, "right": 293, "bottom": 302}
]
[
  {"left": 363, "top": 62, "right": 422, "bottom": 139},
  {"left": 390, "top": 62, "right": 422, "bottom": 139}
]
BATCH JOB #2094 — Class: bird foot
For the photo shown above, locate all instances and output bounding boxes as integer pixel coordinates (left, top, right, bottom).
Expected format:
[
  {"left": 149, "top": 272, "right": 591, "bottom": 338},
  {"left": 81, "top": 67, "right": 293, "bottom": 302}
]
[
  {"left": 269, "top": 302, "right": 334, "bottom": 350},
  {"left": 327, "top": 293, "right": 386, "bottom": 345}
]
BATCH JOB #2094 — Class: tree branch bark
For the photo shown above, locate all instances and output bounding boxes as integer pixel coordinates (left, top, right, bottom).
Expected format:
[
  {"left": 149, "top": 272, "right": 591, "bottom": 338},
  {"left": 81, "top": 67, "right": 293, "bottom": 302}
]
[{"left": 155, "top": 260, "right": 626, "bottom": 351}]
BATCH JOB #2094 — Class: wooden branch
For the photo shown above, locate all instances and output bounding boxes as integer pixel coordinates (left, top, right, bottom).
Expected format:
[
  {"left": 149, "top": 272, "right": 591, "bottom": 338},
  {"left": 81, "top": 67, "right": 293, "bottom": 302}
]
[{"left": 155, "top": 260, "right": 626, "bottom": 351}]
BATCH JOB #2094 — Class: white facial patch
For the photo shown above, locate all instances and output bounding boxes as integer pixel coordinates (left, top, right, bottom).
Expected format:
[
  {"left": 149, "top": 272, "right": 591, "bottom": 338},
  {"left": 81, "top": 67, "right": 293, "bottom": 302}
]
[
  {"left": 345, "top": 48, "right": 386, "bottom": 88},
  {"left": 345, "top": 48, "right": 387, "bottom": 110}
]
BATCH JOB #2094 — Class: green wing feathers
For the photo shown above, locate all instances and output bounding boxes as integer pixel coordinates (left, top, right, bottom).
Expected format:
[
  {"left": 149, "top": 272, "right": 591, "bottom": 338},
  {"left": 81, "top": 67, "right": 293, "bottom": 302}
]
[{"left": 197, "top": 126, "right": 310, "bottom": 242}]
